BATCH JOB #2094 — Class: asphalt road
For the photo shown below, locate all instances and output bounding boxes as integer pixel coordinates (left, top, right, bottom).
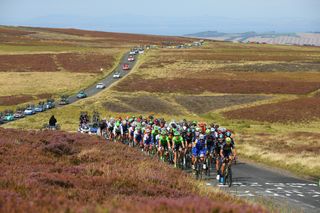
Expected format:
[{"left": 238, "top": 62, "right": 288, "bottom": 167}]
[
  {"left": 64, "top": 51, "right": 138, "bottom": 104},
  {"left": 0, "top": 51, "right": 138, "bottom": 125},
  {"left": 191, "top": 160, "right": 320, "bottom": 213}
]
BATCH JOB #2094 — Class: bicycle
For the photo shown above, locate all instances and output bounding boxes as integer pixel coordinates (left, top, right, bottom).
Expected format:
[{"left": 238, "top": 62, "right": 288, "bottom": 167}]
[
  {"left": 223, "top": 158, "right": 233, "bottom": 187},
  {"left": 176, "top": 147, "right": 185, "bottom": 169},
  {"left": 195, "top": 155, "right": 206, "bottom": 180}
]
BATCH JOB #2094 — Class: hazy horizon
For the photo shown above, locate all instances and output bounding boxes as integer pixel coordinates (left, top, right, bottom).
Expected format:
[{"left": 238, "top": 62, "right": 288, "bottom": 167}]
[{"left": 1, "top": 0, "right": 319, "bottom": 35}]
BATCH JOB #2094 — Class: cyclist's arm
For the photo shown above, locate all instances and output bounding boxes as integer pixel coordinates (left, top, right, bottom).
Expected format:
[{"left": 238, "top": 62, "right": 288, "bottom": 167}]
[
  {"left": 232, "top": 148, "right": 236, "bottom": 157},
  {"left": 166, "top": 137, "right": 171, "bottom": 149},
  {"left": 220, "top": 148, "right": 224, "bottom": 159}
]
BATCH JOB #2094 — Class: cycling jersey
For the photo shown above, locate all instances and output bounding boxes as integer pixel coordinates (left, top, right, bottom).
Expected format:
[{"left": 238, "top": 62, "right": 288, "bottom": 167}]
[
  {"left": 113, "top": 125, "right": 123, "bottom": 135},
  {"left": 215, "top": 139, "right": 224, "bottom": 155},
  {"left": 206, "top": 133, "right": 216, "bottom": 151},
  {"left": 129, "top": 126, "right": 135, "bottom": 137},
  {"left": 173, "top": 136, "right": 183, "bottom": 151},
  {"left": 159, "top": 135, "right": 169, "bottom": 147},
  {"left": 173, "top": 136, "right": 184, "bottom": 144},
  {"left": 184, "top": 134, "right": 193, "bottom": 145},
  {"left": 221, "top": 140, "right": 235, "bottom": 157},
  {"left": 134, "top": 131, "right": 142, "bottom": 142},
  {"left": 143, "top": 134, "right": 153, "bottom": 145},
  {"left": 192, "top": 139, "right": 206, "bottom": 157},
  {"left": 122, "top": 124, "right": 128, "bottom": 133}
]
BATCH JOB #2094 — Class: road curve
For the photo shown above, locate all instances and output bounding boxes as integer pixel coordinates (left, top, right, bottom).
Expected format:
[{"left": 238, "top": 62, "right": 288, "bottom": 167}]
[
  {"left": 0, "top": 51, "right": 138, "bottom": 126},
  {"left": 195, "top": 160, "right": 320, "bottom": 213},
  {"left": 63, "top": 51, "right": 138, "bottom": 104}
]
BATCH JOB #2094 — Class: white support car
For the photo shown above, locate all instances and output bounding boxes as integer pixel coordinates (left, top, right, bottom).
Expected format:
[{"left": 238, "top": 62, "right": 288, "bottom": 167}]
[
  {"left": 96, "top": 83, "right": 106, "bottom": 89},
  {"left": 138, "top": 49, "right": 144, "bottom": 54},
  {"left": 113, "top": 72, "right": 121, "bottom": 78}
]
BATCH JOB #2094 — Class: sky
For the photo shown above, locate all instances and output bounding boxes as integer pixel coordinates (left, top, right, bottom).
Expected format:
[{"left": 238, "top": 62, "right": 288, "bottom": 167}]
[{"left": 0, "top": 0, "right": 319, "bottom": 35}]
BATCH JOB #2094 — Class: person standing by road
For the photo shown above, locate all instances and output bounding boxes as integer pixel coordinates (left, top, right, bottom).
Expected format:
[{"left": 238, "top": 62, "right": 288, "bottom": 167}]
[{"left": 49, "top": 115, "right": 57, "bottom": 127}]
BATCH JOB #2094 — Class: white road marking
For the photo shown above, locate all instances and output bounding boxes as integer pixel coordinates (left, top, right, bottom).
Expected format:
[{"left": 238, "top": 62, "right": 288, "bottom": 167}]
[
  {"left": 285, "top": 194, "right": 291, "bottom": 197},
  {"left": 312, "top": 195, "right": 319, "bottom": 197},
  {"left": 297, "top": 194, "right": 305, "bottom": 197}
]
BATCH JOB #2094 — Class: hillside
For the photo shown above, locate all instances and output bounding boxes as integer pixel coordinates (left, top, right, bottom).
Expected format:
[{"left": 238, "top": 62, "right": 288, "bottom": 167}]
[
  {"left": 0, "top": 128, "right": 265, "bottom": 213},
  {"left": 0, "top": 25, "right": 194, "bottom": 111}
]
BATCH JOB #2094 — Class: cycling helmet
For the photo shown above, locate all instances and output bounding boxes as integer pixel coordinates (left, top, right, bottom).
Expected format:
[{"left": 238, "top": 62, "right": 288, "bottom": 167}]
[
  {"left": 122, "top": 120, "right": 127, "bottom": 125},
  {"left": 210, "top": 127, "right": 215, "bottom": 132},
  {"left": 218, "top": 133, "right": 224, "bottom": 139},
  {"left": 226, "top": 137, "right": 232, "bottom": 144},
  {"left": 195, "top": 127, "right": 200, "bottom": 132},
  {"left": 174, "top": 131, "right": 180, "bottom": 136},
  {"left": 187, "top": 128, "right": 191, "bottom": 133},
  {"left": 183, "top": 126, "right": 187, "bottom": 131},
  {"left": 161, "top": 130, "right": 166, "bottom": 135},
  {"left": 205, "top": 129, "right": 210, "bottom": 134},
  {"left": 199, "top": 134, "right": 205, "bottom": 140},
  {"left": 129, "top": 118, "right": 133, "bottom": 123},
  {"left": 226, "top": 131, "right": 232, "bottom": 137},
  {"left": 200, "top": 153, "right": 205, "bottom": 158},
  {"left": 145, "top": 129, "right": 151, "bottom": 133},
  {"left": 116, "top": 121, "right": 120, "bottom": 127}
]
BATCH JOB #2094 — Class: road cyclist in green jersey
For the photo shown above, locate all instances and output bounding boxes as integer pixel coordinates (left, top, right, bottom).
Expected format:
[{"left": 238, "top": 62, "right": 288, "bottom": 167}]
[
  {"left": 172, "top": 131, "right": 185, "bottom": 168},
  {"left": 158, "top": 130, "right": 171, "bottom": 161}
]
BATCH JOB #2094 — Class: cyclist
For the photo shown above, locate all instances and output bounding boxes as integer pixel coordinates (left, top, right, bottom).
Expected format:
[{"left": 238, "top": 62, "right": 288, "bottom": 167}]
[
  {"left": 129, "top": 122, "right": 135, "bottom": 143},
  {"left": 99, "top": 118, "right": 107, "bottom": 137},
  {"left": 215, "top": 133, "right": 225, "bottom": 181},
  {"left": 134, "top": 126, "right": 143, "bottom": 147},
  {"left": 122, "top": 120, "right": 129, "bottom": 143},
  {"left": 158, "top": 130, "right": 170, "bottom": 161},
  {"left": 113, "top": 121, "right": 123, "bottom": 142},
  {"left": 172, "top": 131, "right": 185, "bottom": 168},
  {"left": 220, "top": 137, "right": 236, "bottom": 184},
  {"left": 143, "top": 128, "right": 153, "bottom": 153},
  {"left": 192, "top": 133, "right": 206, "bottom": 170}
]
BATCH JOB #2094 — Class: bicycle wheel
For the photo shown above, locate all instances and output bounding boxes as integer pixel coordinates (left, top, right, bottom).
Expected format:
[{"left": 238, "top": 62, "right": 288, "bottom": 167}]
[
  {"left": 199, "top": 163, "right": 203, "bottom": 180},
  {"left": 206, "top": 157, "right": 210, "bottom": 176},
  {"left": 228, "top": 167, "right": 232, "bottom": 187},
  {"left": 195, "top": 161, "right": 200, "bottom": 180}
]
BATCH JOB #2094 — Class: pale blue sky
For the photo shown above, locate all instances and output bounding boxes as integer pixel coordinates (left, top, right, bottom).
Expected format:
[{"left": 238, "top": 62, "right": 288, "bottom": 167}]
[{"left": 1, "top": 0, "right": 319, "bottom": 35}]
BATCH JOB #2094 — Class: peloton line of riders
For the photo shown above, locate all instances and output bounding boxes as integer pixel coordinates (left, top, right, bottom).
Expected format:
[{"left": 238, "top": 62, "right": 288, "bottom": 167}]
[{"left": 79, "top": 114, "right": 236, "bottom": 184}]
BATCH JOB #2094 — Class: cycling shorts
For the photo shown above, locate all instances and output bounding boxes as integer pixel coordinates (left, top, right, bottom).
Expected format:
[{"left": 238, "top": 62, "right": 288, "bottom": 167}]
[{"left": 174, "top": 143, "right": 183, "bottom": 152}]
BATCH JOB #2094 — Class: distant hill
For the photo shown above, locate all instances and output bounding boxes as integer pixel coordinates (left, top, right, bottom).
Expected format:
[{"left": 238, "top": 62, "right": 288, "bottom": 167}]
[{"left": 186, "top": 31, "right": 320, "bottom": 46}]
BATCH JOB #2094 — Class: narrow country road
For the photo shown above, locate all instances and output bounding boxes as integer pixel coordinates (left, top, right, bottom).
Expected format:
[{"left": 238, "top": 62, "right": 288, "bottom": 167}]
[
  {"left": 191, "top": 160, "right": 320, "bottom": 212},
  {"left": 0, "top": 51, "right": 138, "bottom": 126},
  {"left": 64, "top": 51, "right": 138, "bottom": 104}
]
